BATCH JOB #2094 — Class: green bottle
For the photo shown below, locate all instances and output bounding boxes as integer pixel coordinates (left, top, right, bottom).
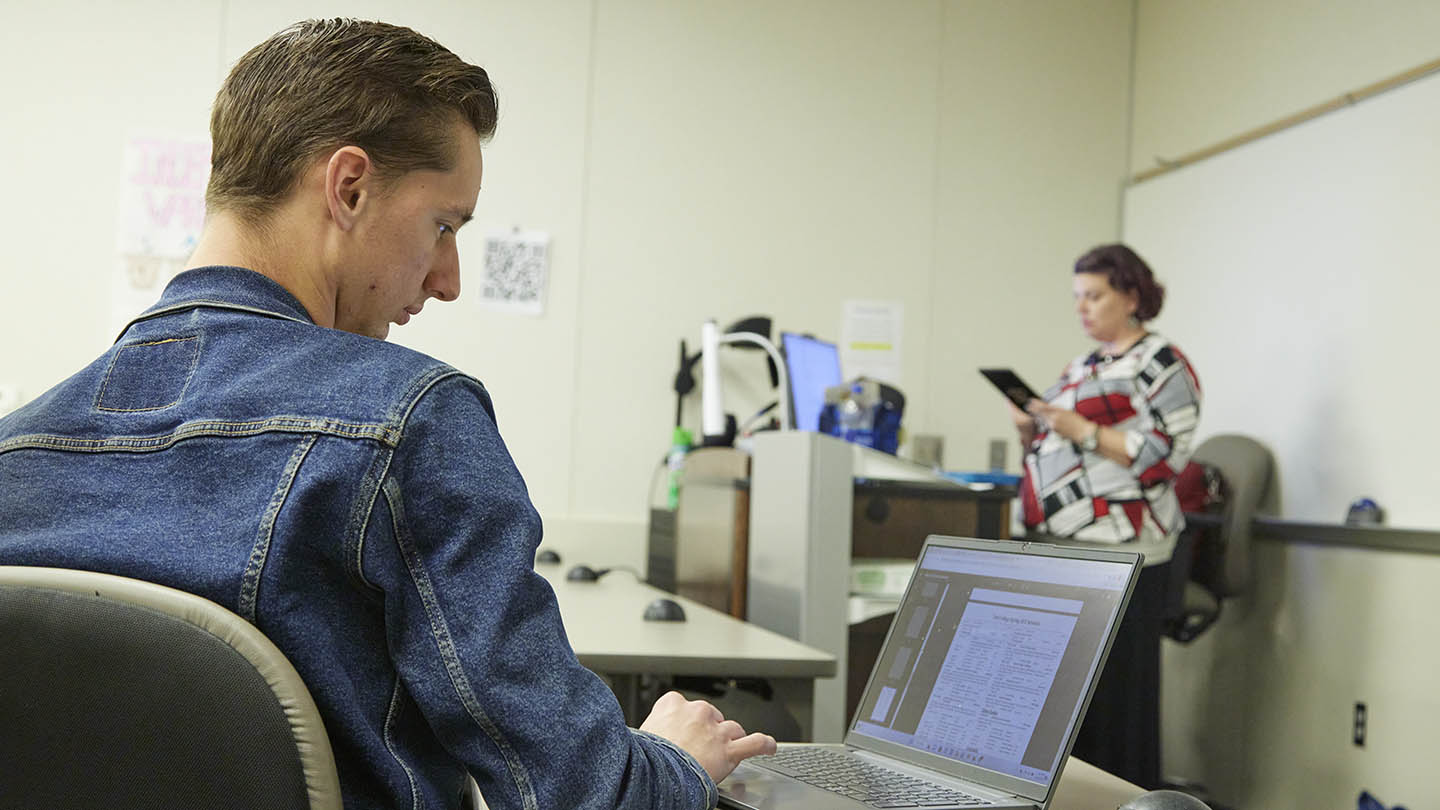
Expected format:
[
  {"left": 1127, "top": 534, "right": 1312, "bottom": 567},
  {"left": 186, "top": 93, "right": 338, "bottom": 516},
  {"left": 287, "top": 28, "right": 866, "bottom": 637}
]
[{"left": 666, "top": 426, "right": 693, "bottom": 510}]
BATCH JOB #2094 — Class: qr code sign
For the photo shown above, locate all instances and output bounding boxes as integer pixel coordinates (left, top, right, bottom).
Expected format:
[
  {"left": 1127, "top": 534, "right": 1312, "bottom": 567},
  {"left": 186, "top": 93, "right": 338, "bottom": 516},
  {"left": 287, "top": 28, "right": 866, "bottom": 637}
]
[{"left": 482, "top": 231, "right": 550, "bottom": 315}]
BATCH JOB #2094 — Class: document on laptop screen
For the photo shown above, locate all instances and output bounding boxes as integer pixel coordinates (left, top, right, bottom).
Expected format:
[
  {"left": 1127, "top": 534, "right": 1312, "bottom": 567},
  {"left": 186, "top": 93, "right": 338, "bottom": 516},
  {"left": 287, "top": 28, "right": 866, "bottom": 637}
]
[{"left": 850, "top": 546, "right": 1131, "bottom": 787}]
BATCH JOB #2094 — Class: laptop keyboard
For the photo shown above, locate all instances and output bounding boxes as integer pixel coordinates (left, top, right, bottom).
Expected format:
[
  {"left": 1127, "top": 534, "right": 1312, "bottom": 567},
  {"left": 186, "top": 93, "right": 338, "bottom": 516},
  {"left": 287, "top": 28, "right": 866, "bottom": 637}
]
[{"left": 751, "top": 747, "right": 987, "bottom": 808}]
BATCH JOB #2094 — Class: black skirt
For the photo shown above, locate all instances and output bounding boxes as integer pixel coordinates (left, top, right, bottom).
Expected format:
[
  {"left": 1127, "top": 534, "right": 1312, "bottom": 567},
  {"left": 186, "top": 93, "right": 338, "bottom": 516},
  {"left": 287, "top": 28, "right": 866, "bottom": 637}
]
[{"left": 1069, "top": 559, "right": 1168, "bottom": 790}]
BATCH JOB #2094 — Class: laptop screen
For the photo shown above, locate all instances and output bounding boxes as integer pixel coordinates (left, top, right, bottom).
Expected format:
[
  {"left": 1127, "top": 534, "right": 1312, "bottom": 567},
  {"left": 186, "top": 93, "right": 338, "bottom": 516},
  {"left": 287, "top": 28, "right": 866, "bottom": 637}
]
[{"left": 849, "top": 542, "right": 1134, "bottom": 790}]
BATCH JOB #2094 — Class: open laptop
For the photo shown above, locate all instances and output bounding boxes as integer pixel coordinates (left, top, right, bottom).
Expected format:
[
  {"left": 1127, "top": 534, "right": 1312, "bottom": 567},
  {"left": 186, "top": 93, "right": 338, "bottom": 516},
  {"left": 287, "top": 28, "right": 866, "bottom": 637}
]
[{"left": 719, "top": 535, "right": 1142, "bottom": 810}]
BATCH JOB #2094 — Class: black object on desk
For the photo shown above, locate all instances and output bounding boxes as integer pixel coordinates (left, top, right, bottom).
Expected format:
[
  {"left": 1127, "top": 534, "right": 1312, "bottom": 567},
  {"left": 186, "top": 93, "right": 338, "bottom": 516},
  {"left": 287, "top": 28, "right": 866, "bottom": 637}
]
[
  {"left": 566, "top": 564, "right": 601, "bottom": 582},
  {"left": 642, "top": 598, "right": 686, "bottom": 622},
  {"left": 535, "top": 549, "right": 561, "bottom": 565}
]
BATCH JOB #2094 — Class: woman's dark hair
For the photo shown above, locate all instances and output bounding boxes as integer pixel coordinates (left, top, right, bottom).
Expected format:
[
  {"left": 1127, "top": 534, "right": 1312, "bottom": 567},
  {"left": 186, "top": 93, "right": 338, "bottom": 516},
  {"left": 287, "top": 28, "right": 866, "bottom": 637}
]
[{"left": 1073, "top": 243, "right": 1165, "bottom": 322}]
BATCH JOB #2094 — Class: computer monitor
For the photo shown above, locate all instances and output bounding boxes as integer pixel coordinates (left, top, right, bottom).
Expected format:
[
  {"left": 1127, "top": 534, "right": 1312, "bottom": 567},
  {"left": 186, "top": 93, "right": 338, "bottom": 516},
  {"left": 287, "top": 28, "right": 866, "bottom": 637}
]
[{"left": 780, "top": 332, "right": 842, "bottom": 432}]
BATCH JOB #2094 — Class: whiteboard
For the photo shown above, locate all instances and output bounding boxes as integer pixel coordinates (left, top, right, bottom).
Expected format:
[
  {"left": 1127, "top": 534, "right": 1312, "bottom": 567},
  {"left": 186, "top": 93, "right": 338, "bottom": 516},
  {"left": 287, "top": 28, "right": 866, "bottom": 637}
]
[{"left": 1124, "top": 71, "right": 1440, "bottom": 529}]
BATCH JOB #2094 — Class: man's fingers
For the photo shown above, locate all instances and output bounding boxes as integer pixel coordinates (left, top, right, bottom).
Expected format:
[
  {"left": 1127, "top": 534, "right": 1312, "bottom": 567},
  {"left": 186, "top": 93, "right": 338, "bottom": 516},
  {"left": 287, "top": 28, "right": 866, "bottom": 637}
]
[
  {"left": 717, "top": 719, "right": 746, "bottom": 740},
  {"left": 727, "top": 732, "right": 778, "bottom": 761}
]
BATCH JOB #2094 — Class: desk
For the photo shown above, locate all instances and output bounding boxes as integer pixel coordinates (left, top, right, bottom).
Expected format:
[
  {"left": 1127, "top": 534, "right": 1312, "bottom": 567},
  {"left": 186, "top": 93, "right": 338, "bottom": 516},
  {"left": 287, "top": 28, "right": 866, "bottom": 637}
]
[
  {"left": 1051, "top": 757, "right": 1143, "bottom": 809},
  {"left": 538, "top": 564, "right": 836, "bottom": 737}
]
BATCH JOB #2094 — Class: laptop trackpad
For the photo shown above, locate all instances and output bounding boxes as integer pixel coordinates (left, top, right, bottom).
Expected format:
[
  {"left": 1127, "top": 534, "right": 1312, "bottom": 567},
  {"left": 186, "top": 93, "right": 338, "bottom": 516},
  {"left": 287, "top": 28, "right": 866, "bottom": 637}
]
[{"left": 719, "top": 762, "right": 870, "bottom": 810}]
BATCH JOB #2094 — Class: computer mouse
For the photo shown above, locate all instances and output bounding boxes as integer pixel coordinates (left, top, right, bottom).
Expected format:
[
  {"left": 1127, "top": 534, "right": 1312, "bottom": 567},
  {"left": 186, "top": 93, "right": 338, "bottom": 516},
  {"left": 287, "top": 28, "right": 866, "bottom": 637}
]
[
  {"left": 642, "top": 598, "right": 686, "bottom": 622},
  {"left": 1119, "top": 790, "right": 1213, "bottom": 810},
  {"left": 566, "top": 564, "right": 601, "bottom": 582},
  {"left": 535, "top": 549, "right": 561, "bottom": 565}
]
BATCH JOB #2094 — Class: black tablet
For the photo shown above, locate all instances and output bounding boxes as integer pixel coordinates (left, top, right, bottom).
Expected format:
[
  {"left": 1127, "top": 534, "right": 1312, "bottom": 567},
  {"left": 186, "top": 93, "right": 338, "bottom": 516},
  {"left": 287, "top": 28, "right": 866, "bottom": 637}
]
[{"left": 979, "top": 368, "right": 1042, "bottom": 408}]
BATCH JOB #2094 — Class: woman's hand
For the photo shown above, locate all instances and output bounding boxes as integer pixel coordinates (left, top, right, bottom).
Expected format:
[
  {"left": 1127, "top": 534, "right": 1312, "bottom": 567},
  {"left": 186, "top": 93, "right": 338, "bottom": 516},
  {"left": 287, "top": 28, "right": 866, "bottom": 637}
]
[
  {"left": 1026, "top": 400, "right": 1133, "bottom": 465},
  {"left": 1025, "top": 400, "right": 1094, "bottom": 444},
  {"left": 1006, "top": 399, "right": 1033, "bottom": 430},
  {"left": 1006, "top": 399, "right": 1036, "bottom": 446}
]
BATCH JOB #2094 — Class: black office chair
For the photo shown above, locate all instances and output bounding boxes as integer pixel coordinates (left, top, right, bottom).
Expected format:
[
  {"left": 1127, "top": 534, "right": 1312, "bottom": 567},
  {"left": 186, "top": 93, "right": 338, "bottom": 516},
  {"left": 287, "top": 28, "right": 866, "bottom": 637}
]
[
  {"left": 0, "top": 566, "right": 343, "bottom": 810},
  {"left": 1166, "top": 434, "right": 1275, "bottom": 642}
]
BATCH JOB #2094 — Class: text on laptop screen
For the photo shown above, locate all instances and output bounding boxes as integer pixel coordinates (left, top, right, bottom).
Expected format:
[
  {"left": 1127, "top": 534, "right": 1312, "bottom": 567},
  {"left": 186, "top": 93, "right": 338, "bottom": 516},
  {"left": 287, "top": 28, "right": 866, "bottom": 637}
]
[
  {"left": 780, "top": 332, "right": 841, "bottom": 432},
  {"left": 850, "top": 546, "right": 1131, "bottom": 788}
]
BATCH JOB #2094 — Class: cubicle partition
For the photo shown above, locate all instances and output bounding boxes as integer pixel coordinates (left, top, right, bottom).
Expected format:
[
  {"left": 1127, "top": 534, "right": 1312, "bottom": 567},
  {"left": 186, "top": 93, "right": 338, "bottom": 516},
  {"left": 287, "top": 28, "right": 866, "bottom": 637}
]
[{"left": 746, "top": 431, "right": 1012, "bottom": 742}]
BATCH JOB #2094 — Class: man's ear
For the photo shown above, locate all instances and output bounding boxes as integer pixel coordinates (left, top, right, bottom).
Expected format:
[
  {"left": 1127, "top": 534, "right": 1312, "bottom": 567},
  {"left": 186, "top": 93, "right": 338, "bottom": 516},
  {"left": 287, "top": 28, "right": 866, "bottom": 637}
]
[{"left": 324, "top": 146, "right": 374, "bottom": 232}]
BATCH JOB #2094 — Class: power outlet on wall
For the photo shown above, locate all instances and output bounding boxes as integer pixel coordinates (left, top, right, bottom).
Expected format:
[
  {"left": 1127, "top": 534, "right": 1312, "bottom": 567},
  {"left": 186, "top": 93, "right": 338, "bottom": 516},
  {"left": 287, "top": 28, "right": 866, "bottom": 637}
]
[
  {"left": 1353, "top": 701, "right": 1367, "bottom": 747},
  {"left": 987, "top": 438, "right": 1007, "bottom": 472},
  {"left": 0, "top": 384, "right": 22, "bottom": 417}
]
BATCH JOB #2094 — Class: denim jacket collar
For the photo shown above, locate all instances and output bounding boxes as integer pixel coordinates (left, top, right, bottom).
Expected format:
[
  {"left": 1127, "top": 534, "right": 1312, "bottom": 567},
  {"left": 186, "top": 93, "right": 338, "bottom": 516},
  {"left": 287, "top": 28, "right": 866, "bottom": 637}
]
[{"left": 119, "top": 266, "right": 315, "bottom": 341}]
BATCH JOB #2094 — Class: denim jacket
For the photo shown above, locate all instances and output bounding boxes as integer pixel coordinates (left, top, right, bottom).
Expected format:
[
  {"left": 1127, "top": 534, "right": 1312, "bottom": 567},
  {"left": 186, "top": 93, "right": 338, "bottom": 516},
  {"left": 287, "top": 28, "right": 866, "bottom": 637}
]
[{"left": 0, "top": 266, "right": 716, "bottom": 810}]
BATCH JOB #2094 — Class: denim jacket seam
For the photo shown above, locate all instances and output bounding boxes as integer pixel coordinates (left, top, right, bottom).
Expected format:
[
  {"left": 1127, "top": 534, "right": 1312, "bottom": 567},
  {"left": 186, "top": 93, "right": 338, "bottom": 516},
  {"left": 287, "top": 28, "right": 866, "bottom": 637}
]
[
  {"left": 382, "top": 478, "right": 540, "bottom": 810},
  {"left": 94, "top": 334, "right": 203, "bottom": 413},
  {"left": 238, "top": 434, "right": 317, "bottom": 621},
  {"left": 347, "top": 443, "right": 394, "bottom": 593},
  {"left": 348, "top": 366, "right": 448, "bottom": 591},
  {"left": 115, "top": 300, "right": 312, "bottom": 342},
  {"left": 389, "top": 366, "right": 480, "bottom": 429},
  {"left": 631, "top": 728, "right": 718, "bottom": 809},
  {"left": 0, "top": 416, "right": 399, "bottom": 456},
  {"left": 383, "top": 677, "right": 422, "bottom": 810},
  {"left": 347, "top": 366, "right": 481, "bottom": 591}
]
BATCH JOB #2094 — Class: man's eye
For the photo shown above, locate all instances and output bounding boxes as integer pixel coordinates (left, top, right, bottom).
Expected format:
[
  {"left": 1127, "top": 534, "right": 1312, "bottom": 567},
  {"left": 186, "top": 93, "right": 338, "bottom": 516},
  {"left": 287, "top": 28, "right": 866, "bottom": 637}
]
[{"left": 438, "top": 223, "right": 454, "bottom": 237}]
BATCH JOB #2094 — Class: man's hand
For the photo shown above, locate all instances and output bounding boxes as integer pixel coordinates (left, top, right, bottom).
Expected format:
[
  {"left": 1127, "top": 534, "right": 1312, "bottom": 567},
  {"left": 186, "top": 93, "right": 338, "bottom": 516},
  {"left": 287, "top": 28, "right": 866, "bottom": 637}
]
[{"left": 639, "top": 691, "right": 777, "bottom": 784}]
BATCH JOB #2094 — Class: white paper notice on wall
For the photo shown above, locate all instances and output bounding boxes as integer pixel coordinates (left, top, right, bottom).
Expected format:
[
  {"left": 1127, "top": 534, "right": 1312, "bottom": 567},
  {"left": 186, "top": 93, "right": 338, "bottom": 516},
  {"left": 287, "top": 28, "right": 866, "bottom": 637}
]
[
  {"left": 480, "top": 230, "right": 550, "bottom": 315},
  {"left": 840, "top": 300, "right": 903, "bottom": 386},
  {"left": 112, "top": 135, "right": 210, "bottom": 337}
]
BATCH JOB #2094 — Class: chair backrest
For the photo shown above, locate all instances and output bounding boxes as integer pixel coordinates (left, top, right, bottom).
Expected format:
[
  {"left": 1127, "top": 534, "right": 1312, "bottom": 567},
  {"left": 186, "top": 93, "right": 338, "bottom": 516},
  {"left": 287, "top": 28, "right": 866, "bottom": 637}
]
[
  {"left": 0, "top": 566, "right": 343, "bottom": 810},
  {"left": 1189, "top": 434, "right": 1275, "bottom": 598}
]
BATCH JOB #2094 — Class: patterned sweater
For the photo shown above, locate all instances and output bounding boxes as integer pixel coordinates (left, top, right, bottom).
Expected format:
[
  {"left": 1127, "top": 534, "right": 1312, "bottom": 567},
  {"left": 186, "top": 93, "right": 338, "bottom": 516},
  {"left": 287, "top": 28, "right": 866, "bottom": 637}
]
[{"left": 1019, "top": 333, "right": 1202, "bottom": 563}]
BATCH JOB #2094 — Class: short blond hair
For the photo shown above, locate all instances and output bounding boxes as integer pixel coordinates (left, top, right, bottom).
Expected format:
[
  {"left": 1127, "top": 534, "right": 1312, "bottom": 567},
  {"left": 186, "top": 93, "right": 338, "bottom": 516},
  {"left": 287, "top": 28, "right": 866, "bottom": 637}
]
[{"left": 206, "top": 19, "right": 498, "bottom": 222}]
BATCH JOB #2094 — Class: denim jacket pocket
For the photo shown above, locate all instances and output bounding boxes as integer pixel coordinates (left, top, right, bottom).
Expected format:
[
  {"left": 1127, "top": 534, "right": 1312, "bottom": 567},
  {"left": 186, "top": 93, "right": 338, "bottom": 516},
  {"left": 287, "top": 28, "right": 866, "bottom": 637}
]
[{"left": 96, "top": 335, "right": 202, "bottom": 412}]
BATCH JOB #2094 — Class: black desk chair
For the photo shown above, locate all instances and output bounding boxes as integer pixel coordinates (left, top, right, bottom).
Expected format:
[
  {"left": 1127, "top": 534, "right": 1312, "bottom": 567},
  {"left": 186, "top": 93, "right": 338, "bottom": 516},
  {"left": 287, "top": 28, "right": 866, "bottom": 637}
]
[
  {"left": 1167, "top": 434, "right": 1275, "bottom": 643},
  {"left": 0, "top": 566, "right": 343, "bottom": 810}
]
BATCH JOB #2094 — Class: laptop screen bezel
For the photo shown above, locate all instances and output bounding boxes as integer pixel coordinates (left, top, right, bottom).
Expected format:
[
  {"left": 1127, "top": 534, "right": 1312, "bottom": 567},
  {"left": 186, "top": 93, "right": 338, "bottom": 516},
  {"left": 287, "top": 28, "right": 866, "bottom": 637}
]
[{"left": 842, "top": 535, "right": 1143, "bottom": 805}]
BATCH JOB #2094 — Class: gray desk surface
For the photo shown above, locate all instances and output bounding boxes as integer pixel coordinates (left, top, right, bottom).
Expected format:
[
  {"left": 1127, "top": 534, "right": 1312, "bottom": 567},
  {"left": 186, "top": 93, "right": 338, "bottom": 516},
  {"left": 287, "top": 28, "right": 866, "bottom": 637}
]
[{"left": 537, "top": 564, "right": 836, "bottom": 679}]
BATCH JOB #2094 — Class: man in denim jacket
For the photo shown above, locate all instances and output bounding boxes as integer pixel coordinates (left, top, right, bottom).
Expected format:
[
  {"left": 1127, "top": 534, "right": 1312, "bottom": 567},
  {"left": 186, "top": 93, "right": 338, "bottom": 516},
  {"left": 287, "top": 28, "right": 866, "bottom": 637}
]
[{"left": 0, "top": 19, "right": 773, "bottom": 810}]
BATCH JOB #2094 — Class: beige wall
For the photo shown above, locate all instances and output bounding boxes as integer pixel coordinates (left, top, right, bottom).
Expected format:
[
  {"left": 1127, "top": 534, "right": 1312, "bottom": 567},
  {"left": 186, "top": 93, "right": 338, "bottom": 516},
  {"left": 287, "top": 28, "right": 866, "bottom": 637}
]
[
  {"left": 927, "top": 0, "right": 1133, "bottom": 477},
  {"left": 1164, "top": 539, "right": 1440, "bottom": 808},
  {"left": 0, "top": 0, "right": 1134, "bottom": 569},
  {"left": 0, "top": 0, "right": 224, "bottom": 407},
  {"left": 571, "top": 0, "right": 947, "bottom": 525}
]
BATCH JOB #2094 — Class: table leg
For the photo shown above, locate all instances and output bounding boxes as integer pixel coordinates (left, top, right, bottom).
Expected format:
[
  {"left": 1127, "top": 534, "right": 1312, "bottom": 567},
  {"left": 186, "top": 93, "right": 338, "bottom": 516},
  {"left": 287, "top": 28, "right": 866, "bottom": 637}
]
[
  {"left": 606, "top": 673, "right": 642, "bottom": 726},
  {"left": 768, "top": 677, "right": 817, "bottom": 742}
]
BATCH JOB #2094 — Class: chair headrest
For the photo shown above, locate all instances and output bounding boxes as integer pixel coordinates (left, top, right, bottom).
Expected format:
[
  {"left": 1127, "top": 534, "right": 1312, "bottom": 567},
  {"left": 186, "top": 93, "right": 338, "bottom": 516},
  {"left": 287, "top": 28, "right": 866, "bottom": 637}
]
[{"left": 1191, "top": 434, "right": 1275, "bottom": 596}]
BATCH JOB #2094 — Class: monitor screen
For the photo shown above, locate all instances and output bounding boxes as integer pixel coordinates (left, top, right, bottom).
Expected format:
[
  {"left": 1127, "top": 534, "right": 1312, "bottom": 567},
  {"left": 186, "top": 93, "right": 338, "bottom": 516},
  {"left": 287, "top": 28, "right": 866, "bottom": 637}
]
[{"left": 781, "top": 332, "right": 842, "bottom": 432}]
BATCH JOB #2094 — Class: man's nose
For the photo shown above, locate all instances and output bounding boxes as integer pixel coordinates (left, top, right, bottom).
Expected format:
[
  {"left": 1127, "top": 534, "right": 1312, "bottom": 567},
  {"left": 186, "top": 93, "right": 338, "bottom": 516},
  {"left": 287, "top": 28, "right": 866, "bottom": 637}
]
[{"left": 426, "top": 250, "right": 461, "bottom": 302}]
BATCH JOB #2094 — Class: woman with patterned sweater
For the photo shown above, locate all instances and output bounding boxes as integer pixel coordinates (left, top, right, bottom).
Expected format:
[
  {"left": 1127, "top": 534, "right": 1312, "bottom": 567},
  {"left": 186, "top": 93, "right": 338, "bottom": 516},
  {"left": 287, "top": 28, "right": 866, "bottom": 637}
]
[{"left": 1007, "top": 243, "right": 1202, "bottom": 790}]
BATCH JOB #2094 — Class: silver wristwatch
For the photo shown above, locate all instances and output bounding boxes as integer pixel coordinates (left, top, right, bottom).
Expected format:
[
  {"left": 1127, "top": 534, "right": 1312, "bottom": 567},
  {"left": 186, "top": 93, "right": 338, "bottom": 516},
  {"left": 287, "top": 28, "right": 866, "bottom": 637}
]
[{"left": 1078, "top": 424, "right": 1100, "bottom": 452}]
